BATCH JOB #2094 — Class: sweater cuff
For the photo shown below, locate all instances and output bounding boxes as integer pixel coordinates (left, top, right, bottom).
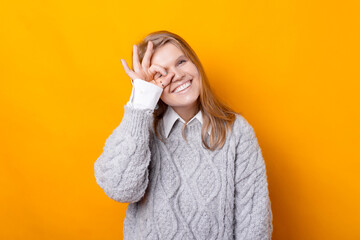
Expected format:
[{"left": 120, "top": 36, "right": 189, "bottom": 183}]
[{"left": 121, "top": 104, "right": 154, "bottom": 139}]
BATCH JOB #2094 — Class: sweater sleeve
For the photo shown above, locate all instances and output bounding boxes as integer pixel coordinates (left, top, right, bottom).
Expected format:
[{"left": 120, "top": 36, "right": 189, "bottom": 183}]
[
  {"left": 127, "top": 78, "right": 163, "bottom": 110},
  {"left": 94, "top": 104, "right": 154, "bottom": 203},
  {"left": 234, "top": 116, "right": 273, "bottom": 239}
]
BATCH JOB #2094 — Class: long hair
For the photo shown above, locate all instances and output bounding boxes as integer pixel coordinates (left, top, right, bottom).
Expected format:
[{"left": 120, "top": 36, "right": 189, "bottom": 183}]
[{"left": 134, "top": 30, "right": 238, "bottom": 151}]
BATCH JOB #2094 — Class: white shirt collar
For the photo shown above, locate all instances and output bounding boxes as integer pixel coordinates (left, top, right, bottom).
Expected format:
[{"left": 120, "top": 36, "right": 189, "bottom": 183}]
[{"left": 162, "top": 106, "right": 211, "bottom": 138}]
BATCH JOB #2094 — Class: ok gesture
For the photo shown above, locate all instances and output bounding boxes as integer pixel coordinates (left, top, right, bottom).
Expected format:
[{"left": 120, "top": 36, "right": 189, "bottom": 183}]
[{"left": 120, "top": 41, "right": 174, "bottom": 89}]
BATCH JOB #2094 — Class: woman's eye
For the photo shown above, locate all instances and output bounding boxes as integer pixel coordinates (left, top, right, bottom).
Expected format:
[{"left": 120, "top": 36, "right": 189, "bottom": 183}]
[{"left": 178, "top": 59, "right": 186, "bottom": 65}]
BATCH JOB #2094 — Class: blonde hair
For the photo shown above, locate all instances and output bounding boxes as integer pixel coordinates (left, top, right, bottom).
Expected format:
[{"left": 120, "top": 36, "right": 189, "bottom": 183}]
[{"left": 134, "top": 30, "right": 239, "bottom": 151}]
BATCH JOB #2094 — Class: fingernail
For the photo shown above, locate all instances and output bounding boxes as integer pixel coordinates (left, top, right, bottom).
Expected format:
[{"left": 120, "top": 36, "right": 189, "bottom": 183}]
[{"left": 165, "top": 71, "right": 167, "bottom": 75}]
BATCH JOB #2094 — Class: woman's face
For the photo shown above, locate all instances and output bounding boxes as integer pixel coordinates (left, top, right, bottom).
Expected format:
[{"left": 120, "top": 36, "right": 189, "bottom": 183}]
[{"left": 150, "top": 42, "right": 201, "bottom": 109}]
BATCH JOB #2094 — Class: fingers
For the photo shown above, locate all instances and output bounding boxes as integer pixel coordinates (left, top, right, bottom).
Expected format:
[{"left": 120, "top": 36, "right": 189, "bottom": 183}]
[
  {"left": 141, "top": 41, "right": 153, "bottom": 71},
  {"left": 121, "top": 41, "right": 157, "bottom": 83},
  {"left": 148, "top": 64, "right": 168, "bottom": 80},
  {"left": 150, "top": 71, "right": 174, "bottom": 89},
  {"left": 160, "top": 72, "right": 175, "bottom": 88},
  {"left": 132, "top": 44, "right": 140, "bottom": 73},
  {"left": 120, "top": 59, "right": 136, "bottom": 80}
]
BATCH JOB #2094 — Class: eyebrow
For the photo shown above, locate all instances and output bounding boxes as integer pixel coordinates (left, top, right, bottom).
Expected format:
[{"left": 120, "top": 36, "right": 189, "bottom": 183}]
[
  {"left": 161, "top": 55, "right": 186, "bottom": 71},
  {"left": 176, "top": 54, "right": 186, "bottom": 62}
]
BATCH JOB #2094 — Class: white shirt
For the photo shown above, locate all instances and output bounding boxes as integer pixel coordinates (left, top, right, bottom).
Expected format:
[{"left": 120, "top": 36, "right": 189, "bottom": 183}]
[{"left": 126, "top": 78, "right": 211, "bottom": 138}]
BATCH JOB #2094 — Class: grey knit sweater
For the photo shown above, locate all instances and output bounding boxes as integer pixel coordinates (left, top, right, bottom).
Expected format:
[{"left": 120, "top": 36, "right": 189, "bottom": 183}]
[{"left": 94, "top": 105, "right": 273, "bottom": 239}]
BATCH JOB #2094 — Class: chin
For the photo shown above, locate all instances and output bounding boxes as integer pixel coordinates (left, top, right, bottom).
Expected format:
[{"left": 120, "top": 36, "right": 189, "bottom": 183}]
[
  {"left": 161, "top": 90, "right": 200, "bottom": 107},
  {"left": 167, "top": 97, "right": 199, "bottom": 108}
]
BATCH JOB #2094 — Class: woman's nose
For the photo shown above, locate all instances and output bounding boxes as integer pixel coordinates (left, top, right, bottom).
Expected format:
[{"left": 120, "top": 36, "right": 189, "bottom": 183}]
[{"left": 170, "top": 68, "right": 185, "bottom": 82}]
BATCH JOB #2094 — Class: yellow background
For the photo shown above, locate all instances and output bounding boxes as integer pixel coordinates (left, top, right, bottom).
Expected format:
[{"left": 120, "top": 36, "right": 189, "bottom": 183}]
[{"left": 1, "top": 0, "right": 359, "bottom": 239}]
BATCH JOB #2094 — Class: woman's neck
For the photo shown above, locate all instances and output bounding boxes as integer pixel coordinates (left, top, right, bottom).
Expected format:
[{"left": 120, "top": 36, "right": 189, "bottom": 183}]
[{"left": 171, "top": 102, "right": 200, "bottom": 123}]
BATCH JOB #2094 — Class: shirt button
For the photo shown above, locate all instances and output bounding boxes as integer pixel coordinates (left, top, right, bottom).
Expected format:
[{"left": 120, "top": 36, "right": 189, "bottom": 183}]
[{"left": 140, "top": 90, "right": 144, "bottom": 94}]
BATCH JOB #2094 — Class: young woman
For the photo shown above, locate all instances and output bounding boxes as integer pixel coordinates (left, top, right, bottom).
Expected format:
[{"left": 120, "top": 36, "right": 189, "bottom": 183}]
[{"left": 94, "top": 30, "right": 273, "bottom": 239}]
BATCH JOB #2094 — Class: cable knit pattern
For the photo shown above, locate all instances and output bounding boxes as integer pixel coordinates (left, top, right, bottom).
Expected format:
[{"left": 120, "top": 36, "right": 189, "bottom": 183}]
[{"left": 94, "top": 105, "right": 273, "bottom": 239}]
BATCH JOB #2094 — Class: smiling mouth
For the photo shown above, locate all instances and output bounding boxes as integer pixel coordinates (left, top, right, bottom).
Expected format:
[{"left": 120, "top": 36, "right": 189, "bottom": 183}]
[{"left": 173, "top": 79, "right": 193, "bottom": 93}]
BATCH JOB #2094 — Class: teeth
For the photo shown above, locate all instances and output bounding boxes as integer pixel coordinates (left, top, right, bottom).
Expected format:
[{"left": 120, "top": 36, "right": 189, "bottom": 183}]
[{"left": 174, "top": 81, "right": 191, "bottom": 93}]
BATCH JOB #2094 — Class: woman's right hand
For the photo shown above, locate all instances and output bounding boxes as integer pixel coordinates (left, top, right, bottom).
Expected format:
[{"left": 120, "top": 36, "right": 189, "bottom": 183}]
[{"left": 120, "top": 41, "right": 174, "bottom": 89}]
